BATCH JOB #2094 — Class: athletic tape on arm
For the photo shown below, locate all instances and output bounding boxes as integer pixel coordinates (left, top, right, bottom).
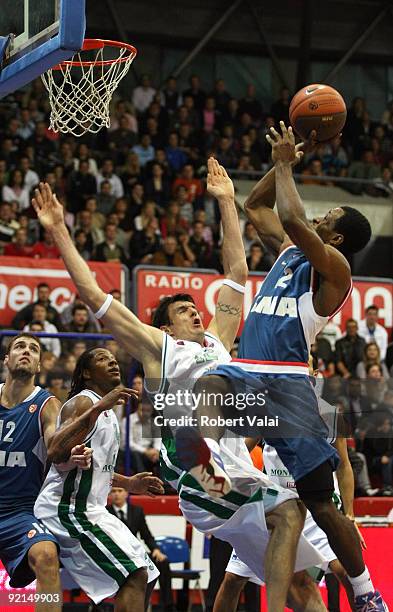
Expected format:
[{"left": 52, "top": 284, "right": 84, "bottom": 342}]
[
  {"left": 222, "top": 279, "right": 246, "bottom": 294},
  {"left": 94, "top": 294, "right": 114, "bottom": 319}
]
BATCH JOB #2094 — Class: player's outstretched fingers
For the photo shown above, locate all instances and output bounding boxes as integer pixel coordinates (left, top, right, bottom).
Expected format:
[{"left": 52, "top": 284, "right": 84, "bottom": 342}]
[
  {"left": 280, "top": 120, "right": 288, "bottom": 136},
  {"left": 269, "top": 126, "right": 280, "bottom": 140},
  {"left": 287, "top": 126, "right": 296, "bottom": 144},
  {"left": 266, "top": 134, "right": 275, "bottom": 146}
]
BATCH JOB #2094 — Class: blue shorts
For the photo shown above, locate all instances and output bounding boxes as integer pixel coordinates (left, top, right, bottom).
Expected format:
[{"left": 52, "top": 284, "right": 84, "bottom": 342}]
[
  {"left": 0, "top": 509, "right": 58, "bottom": 587},
  {"left": 205, "top": 364, "right": 339, "bottom": 482}
]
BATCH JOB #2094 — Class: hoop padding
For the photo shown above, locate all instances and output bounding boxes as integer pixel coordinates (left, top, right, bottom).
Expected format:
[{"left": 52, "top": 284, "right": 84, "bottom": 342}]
[{"left": 41, "top": 40, "right": 137, "bottom": 137}]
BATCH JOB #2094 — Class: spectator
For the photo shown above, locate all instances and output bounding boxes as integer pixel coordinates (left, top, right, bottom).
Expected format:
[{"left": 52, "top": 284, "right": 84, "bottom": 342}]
[
  {"left": 73, "top": 143, "right": 99, "bottom": 176},
  {"left": 111, "top": 198, "right": 134, "bottom": 234},
  {"left": 160, "top": 201, "right": 188, "bottom": 238},
  {"left": 74, "top": 229, "right": 91, "bottom": 260},
  {"left": 133, "top": 201, "right": 158, "bottom": 232},
  {"left": 356, "top": 342, "right": 390, "bottom": 379},
  {"left": 335, "top": 319, "right": 366, "bottom": 378},
  {"left": 183, "top": 74, "right": 206, "bottom": 111},
  {"left": 242, "top": 221, "right": 260, "bottom": 256},
  {"left": 215, "top": 136, "right": 238, "bottom": 168},
  {"left": 132, "top": 75, "right": 156, "bottom": 115},
  {"left": 96, "top": 180, "right": 117, "bottom": 216},
  {"left": 96, "top": 159, "right": 124, "bottom": 199},
  {"left": 120, "top": 399, "right": 160, "bottom": 473},
  {"left": 165, "top": 132, "right": 188, "bottom": 172},
  {"left": 211, "top": 78, "right": 231, "bottom": 113},
  {"left": 174, "top": 184, "right": 193, "bottom": 225},
  {"left": 188, "top": 220, "right": 212, "bottom": 267},
  {"left": 364, "top": 363, "right": 387, "bottom": 406},
  {"left": 346, "top": 377, "right": 372, "bottom": 433},
  {"left": 108, "top": 115, "right": 137, "bottom": 159},
  {"left": 19, "top": 155, "right": 39, "bottom": 192},
  {"left": 32, "top": 229, "right": 61, "bottom": 259},
  {"left": 36, "top": 350, "right": 58, "bottom": 388},
  {"left": 239, "top": 84, "right": 262, "bottom": 121},
  {"left": 16, "top": 108, "right": 35, "bottom": 141},
  {"left": 2, "top": 169, "right": 30, "bottom": 210},
  {"left": 3, "top": 227, "right": 34, "bottom": 257},
  {"left": 144, "top": 162, "right": 171, "bottom": 207},
  {"left": 160, "top": 75, "right": 181, "bottom": 114},
  {"left": 12, "top": 282, "right": 62, "bottom": 330},
  {"left": 84, "top": 196, "right": 106, "bottom": 230},
  {"left": 0, "top": 202, "right": 19, "bottom": 246},
  {"left": 358, "top": 305, "right": 388, "bottom": 360},
  {"left": 121, "top": 152, "right": 142, "bottom": 195},
  {"left": 345, "top": 150, "right": 381, "bottom": 196},
  {"left": 172, "top": 163, "right": 204, "bottom": 204},
  {"left": 67, "top": 159, "right": 97, "bottom": 212},
  {"left": 63, "top": 304, "right": 97, "bottom": 347},
  {"left": 23, "top": 304, "right": 61, "bottom": 357},
  {"left": 93, "top": 222, "right": 128, "bottom": 264},
  {"left": 108, "top": 487, "right": 176, "bottom": 612},
  {"left": 301, "top": 159, "right": 333, "bottom": 186},
  {"left": 132, "top": 134, "right": 155, "bottom": 167},
  {"left": 246, "top": 242, "right": 272, "bottom": 272},
  {"left": 17, "top": 212, "right": 40, "bottom": 244},
  {"left": 319, "top": 321, "right": 343, "bottom": 351},
  {"left": 46, "top": 370, "right": 67, "bottom": 403},
  {"left": 202, "top": 96, "right": 219, "bottom": 135},
  {"left": 151, "top": 235, "right": 192, "bottom": 267},
  {"left": 109, "top": 100, "right": 138, "bottom": 134},
  {"left": 60, "top": 296, "right": 100, "bottom": 331},
  {"left": 129, "top": 218, "right": 161, "bottom": 268},
  {"left": 236, "top": 154, "right": 257, "bottom": 179},
  {"left": 194, "top": 209, "right": 214, "bottom": 245},
  {"left": 74, "top": 209, "right": 104, "bottom": 253},
  {"left": 270, "top": 86, "right": 291, "bottom": 125},
  {"left": 27, "top": 121, "right": 56, "bottom": 171},
  {"left": 367, "top": 417, "right": 393, "bottom": 494},
  {"left": 373, "top": 166, "right": 393, "bottom": 197}
]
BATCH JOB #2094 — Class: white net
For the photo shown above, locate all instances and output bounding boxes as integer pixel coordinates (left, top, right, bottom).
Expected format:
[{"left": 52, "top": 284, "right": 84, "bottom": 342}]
[{"left": 41, "top": 42, "right": 137, "bottom": 137}]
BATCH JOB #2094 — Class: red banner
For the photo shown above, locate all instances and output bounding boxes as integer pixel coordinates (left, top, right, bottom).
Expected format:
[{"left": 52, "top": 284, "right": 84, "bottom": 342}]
[
  {"left": 0, "top": 257, "right": 126, "bottom": 327},
  {"left": 134, "top": 267, "right": 393, "bottom": 335}
]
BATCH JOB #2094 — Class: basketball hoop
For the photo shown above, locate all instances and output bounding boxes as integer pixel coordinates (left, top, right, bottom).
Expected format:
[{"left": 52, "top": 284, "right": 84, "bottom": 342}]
[{"left": 41, "top": 39, "right": 137, "bottom": 137}]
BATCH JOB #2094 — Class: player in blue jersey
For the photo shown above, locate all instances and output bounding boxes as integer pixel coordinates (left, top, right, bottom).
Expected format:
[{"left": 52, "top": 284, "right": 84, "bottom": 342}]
[
  {"left": 0, "top": 332, "right": 92, "bottom": 610},
  {"left": 175, "top": 124, "right": 387, "bottom": 611}
]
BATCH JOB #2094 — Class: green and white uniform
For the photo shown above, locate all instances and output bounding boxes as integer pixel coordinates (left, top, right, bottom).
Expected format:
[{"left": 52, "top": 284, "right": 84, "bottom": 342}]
[
  {"left": 154, "top": 333, "right": 327, "bottom": 582},
  {"left": 34, "top": 389, "right": 159, "bottom": 604}
]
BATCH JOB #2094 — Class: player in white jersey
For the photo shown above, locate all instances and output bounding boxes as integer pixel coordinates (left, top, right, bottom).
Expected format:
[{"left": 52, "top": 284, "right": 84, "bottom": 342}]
[
  {"left": 32, "top": 162, "right": 317, "bottom": 609},
  {"left": 34, "top": 348, "right": 163, "bottom": 609}
]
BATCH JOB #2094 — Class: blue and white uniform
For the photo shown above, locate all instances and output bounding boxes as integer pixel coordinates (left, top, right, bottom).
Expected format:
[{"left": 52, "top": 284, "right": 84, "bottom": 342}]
[
  {"left": 0, "top": 384, "right": 58, "bottom": 587},
  {"left": 210, "top": 245, "right": 352, "bottom": 482}
]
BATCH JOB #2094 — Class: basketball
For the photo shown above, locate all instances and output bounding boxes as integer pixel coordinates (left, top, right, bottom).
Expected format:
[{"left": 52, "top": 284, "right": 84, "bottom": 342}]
[{"left": 289, "top": 83, "right": 347, "bottom": 142}]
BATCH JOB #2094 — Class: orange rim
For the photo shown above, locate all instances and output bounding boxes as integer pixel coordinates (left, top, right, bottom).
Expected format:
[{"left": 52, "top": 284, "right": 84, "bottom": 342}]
[{"left": 51, "top": 38, "right": 137, "bottom": 70}]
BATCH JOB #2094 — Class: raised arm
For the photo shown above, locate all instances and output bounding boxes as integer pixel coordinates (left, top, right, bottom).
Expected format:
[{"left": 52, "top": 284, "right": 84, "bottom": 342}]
[
  {"left": 206, "top": 158, "right": 247, "bottom": 351},
  {"left": 267, "top": 123, "right": 351, "bottom": 287},
  {"left": 32, "top": 184, "right": 163, "bottom": 371},
  {"left": 46, "top": 387, "right": 137, "bottom": 464},
  {"left": 242, "top": 145, "right": 304, "bottom": 256}
]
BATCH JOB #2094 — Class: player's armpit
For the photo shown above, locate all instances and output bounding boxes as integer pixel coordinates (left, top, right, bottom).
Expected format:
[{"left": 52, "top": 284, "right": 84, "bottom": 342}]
[{"left": 207, "top": 283, "right": 244, "bottom": 351}]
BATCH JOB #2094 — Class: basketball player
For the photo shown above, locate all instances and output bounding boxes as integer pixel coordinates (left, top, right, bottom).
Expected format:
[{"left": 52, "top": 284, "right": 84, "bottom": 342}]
[
  {"left": 34, "top": 347, "right": 162, "bottom": 610},
  {"left": 32, "top": 162, "right": 326, "bottom": 610},
  {"left": 0, "top": 333, "right": 91, "bottom": 612},
  {"left": 173, "top": 124, "right": 387, "bottom": 611}
]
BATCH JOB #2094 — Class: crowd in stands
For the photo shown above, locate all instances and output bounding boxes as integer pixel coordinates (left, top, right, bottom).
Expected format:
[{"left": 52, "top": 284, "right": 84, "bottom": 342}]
[{"left": 1, "top": 74, "right": 393, "bottom": 496}]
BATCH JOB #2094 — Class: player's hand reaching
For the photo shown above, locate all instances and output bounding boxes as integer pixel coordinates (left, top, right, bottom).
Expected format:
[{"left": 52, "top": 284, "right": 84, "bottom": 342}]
[
  {"left": 54, "top": 444, "right": 93, "bottom": 472},
  {"left": 97, "top": 387, "right": 139, "bottom": 412},
  {"left": 128, "top": 472, "right": 165, "bottom": 497},
  {"left": 266, "top": 121, "right": 300, "bottom": 165},
  {"left": 32, "top": 182, "right": 65, "bottom": 229},
  {"left": 207, "top": 157, "right": 235, "bottom": 200}
]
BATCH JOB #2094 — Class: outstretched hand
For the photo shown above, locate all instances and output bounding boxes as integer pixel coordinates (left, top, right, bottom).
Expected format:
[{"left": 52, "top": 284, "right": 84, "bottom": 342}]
[
  {"left": 266, "top": 121, "right": 301, "bottom": 165},
  {"left": 32, "top": 182, "right": 65, "bottom": 229},
  {"left": 128, "top": 472, "right": 165, "bottom": 497},
  {"left": 207, "top": 157, "right": 235, "bottom": 200}
]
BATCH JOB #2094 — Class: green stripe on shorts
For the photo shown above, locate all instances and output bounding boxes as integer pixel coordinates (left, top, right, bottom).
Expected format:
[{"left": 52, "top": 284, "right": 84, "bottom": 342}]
[{"left": 180, "top": 491, "right": 235, "bottom": 519}]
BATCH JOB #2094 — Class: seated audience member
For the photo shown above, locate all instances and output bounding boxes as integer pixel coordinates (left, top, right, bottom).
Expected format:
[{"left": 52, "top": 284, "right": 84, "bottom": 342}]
[
  {"left": 96, "top": 158, "right": 124, "bottom": 199},
  {"left": 319, "top": 321, "right": 343, "bottom": 350},
  {"left": 335, "top": 319, "right": 366, "bottom": 378},
  {"left": 151, "top": 235, "right": 193, "bottom": 267},
  {"left": 356, "top": 341, "right": 390, "bottom": 379},
  {"left": 23, "top": 305, "right": 61, "bottom": 358},
  {"left": 300, "top": 159, "right": 333, "bottom": 186},
  {"left": 32, "top": 229, "right": 61, "bottom": 259},
  {"left": 3, "top": 227, "right": 34, "bottom": 257},
  {"left": 93, "top": 222, "right": 128, "bottom": 264},
  {"left": 160, "top": 201, "right": 189, "bottom": 238},
  {"left": 345, "top": 377, "right": 372, "bottom": 432},
  {"left": 108, "top": 488, "right": 175, "bottom": 612},
  {"left": 133, "top": 201, "right": 159, "bottom": 232},
  {"left": 364, "top": 363, "right": 387, "bottom": 405},
  {"left": 242, "top": 221, "right": 260, "bottom": 256},
  {"left": 0, "top": 202, "right": 19, "bottom": 247},
  {"left": 46, "top": 370, "right": 68, "bottom": 403},
  {"left": 189, "top": 220, "right": 213, "bottom": 268},
  {"left": 120, "top": 399, "right": 160, "bottom": 474},
  {"left": 36, "top": 351, "right": 58, "bottom": 388},
  {"left": 345, "top": 150, "right": 381, "bottom": 196},
  {"left": 246, "top": 242, "right": 272, "bottom": 272},
  {"left": 96, "top": 180, "right": 117, "bottom": 216},
  {"left": 60, "top": 296, "right": 100, "bottom": 331},
  {"left": 84, "top": 196, "right": 106, "bottom": 230},
  {"left": 12, "top": 282, "right": 62, "bottom": 330},
  {"left": 311, "top": 335, "right": 335, "bottom": 377},
  {"left": 358, "top": 305, "right": 388, "bottom": 360},
  {"left": 129, "top": 218, "right": 161, "bottom": 268},
  {"left": 2, "top": 168, "right": 30, "bottom": 210},
  {"left": 366, "top": 417, "right": 393, "bottom": 494},
  {"left": 59, "top": 353, "right": 77, "bottom": 388},
  {"left": 63, "top": 304, "right": 98, "bottom": 351}
]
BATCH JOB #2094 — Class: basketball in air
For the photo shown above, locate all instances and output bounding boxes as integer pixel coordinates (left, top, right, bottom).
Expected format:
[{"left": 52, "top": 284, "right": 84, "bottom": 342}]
[{"left": 289, "top": 84, "right": 347, "bottom": 142}]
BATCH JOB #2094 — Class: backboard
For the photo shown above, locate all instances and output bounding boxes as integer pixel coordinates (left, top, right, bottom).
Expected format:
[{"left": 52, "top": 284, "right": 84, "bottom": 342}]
[{"left": 0, "top": 0, "right": 86, "bottom": 99}]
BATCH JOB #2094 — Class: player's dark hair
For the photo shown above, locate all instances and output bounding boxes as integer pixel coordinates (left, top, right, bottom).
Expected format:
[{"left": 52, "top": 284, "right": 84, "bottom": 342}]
[
  {"left": 334, "top": 206, "right": 371, "bottom": 256},
  {"left": 152, "top": 294, "right": 196, "bottom": 328},
  {"left": 6, "top": 333, "right": 42, "bottom": 356},
  {"left": 68, "top": 348, "right": 98, "bottom": 399}
]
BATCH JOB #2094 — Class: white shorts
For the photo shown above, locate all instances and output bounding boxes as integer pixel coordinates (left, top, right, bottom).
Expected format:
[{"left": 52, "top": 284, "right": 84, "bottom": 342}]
[
  {"left": 225, "top": 511, "right": 336, "bottom": 584},
  {"left": 41, "top": 510, "right": 159, "bottom": 604}
]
